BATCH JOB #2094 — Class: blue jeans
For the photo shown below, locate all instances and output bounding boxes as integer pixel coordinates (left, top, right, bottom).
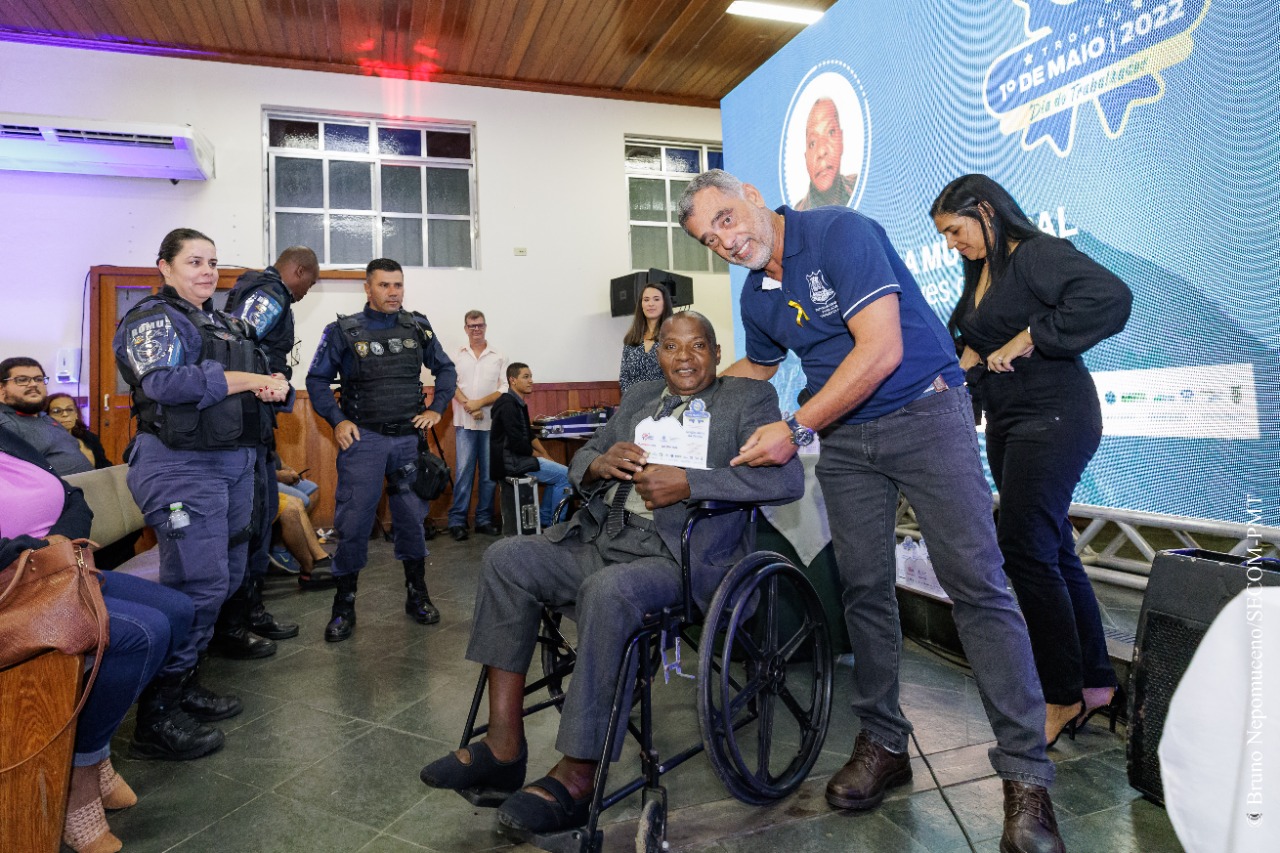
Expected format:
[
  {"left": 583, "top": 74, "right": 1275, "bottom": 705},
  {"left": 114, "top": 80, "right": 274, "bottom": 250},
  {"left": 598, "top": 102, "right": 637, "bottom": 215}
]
[
  {"left": 449, "top": 428, "right": 495, "bottom": 528},
  {"left": 531, "top": 458, "right": 572, "bottom": 527},
  {"left": 75, "top": 572, "right": 194, "bottom": 765},
  {"left": 816, "top": 386, "right": 1054, "bottom": 787}
]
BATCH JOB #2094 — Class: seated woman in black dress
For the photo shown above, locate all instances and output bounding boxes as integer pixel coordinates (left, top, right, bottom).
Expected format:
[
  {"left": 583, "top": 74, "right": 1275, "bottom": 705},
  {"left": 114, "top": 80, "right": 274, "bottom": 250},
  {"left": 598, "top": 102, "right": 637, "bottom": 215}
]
[{"left": 930, "top": 174, "right": 1132, "bottom": 746}]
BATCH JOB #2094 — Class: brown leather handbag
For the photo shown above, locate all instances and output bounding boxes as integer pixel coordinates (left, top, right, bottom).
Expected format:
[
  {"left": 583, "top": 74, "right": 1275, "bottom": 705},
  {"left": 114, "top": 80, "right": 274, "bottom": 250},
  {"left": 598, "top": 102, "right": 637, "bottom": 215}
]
[{"left": 0, "top": 538, "right": 110, "bottom": 772}]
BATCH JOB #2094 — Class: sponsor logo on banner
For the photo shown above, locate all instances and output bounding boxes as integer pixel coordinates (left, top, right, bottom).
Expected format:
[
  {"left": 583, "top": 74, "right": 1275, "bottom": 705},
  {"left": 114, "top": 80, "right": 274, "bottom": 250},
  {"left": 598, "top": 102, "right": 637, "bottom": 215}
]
[
  {"left": 984, "top": 0, "right": 1211, "bottom": 155},
  {"left": 1092, "top": 362, "right": 1257, "bottom": 439}
]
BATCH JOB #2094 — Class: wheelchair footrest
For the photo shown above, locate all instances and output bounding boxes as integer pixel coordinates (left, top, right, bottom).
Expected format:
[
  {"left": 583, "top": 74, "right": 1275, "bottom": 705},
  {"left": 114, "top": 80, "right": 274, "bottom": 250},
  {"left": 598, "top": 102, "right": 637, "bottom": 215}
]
[
  {"left": 457, "top": 787, "right": 516, "bottom": 809},
  {"left": 498, "top": 824, "right": 602, "bottom": 853}
]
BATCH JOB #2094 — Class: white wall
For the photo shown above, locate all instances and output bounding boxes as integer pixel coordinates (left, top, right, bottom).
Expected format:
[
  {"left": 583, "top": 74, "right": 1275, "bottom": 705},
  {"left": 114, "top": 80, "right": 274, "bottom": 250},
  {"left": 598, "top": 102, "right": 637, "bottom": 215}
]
[{"left": 0, "top": 41, "right": 731, "bottom": 395}]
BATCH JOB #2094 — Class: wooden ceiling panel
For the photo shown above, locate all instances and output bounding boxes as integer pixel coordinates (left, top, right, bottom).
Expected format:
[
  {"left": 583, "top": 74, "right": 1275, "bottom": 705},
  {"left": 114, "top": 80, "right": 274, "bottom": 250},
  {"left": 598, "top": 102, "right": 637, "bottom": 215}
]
[{"left": 0, "top": 0, "right": 837, "bottom": 107}]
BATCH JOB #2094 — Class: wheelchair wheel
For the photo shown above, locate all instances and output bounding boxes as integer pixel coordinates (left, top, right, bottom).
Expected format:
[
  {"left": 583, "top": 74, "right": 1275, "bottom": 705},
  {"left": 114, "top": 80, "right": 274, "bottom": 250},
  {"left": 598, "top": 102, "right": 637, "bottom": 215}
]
[
  {"left": 634, "top": 793, "right": 667, "bottom": 853},
  {"left": 538, "top": 609, "right": 576, "bottom": 709},
  {"left": 697, "top": 551, "right": 833, "bottom": 805}
]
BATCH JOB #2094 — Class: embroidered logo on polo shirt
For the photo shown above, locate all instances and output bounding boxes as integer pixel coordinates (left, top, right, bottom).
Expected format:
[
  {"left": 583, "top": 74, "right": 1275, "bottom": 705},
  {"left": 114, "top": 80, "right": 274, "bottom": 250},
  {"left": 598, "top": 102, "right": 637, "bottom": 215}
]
[{"left": 806, "top": 270, "right": 840, "bottom": 318}]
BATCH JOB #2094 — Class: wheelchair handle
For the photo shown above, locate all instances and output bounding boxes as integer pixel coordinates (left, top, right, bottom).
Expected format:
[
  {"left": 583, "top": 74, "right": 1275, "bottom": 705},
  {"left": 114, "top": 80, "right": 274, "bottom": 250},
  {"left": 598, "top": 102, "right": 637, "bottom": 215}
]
[{"left": 680, "top": 501, "right": 758, "bottom": 618}]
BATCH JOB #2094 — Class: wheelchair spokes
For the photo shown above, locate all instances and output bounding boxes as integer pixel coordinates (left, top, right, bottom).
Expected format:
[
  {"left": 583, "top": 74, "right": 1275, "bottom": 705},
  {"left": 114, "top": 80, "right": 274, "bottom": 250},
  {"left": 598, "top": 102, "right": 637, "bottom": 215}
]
[{"left": 698, "top": 552, "right": 833, "bottom": 804}]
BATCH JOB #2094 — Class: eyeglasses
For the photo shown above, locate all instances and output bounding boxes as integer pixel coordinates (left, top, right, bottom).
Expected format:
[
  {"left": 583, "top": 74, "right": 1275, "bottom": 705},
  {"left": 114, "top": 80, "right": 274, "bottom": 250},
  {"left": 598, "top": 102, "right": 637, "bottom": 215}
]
[
  {"left": 48, "top": 406, "right": 78, "bottom": 416},
  {"left": 2, "top": 375, "right": 49, "bottom": 386},
  {"left": 465, "top": 323, "right": 487, "bottom": 330}
]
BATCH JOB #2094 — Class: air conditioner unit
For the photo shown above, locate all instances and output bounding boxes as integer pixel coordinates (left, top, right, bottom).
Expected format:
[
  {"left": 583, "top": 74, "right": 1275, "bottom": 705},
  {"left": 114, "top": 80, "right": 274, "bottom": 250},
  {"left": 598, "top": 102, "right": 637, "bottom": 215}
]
[{"left": 0, "top": 113, "right": 214, "bottom": 180}]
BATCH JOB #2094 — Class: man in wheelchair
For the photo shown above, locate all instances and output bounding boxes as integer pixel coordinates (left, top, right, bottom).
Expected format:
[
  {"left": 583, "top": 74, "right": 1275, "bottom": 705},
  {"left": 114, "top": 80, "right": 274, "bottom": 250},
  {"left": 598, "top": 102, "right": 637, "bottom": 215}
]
[{"left": 420, "top": 311, "right": 804, "bottom": 836}]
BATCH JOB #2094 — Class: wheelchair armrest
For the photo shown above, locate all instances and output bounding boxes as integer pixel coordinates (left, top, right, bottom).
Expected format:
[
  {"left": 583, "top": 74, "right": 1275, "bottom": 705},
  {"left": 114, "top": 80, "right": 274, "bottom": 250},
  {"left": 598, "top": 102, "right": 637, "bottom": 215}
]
[{"left": 680, "top": 501, "right": 759, "bottom": 618}]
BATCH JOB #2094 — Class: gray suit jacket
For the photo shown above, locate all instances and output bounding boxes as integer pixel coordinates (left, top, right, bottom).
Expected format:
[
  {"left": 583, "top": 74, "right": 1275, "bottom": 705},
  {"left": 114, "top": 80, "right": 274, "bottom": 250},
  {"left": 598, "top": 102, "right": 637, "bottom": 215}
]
[{"left": 554, "top": 376, "right": 804, "bottom": 609}]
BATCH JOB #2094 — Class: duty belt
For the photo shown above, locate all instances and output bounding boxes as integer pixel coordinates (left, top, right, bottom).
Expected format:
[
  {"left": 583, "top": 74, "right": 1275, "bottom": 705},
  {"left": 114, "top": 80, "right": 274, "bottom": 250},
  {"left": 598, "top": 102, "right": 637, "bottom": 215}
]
[{"left": 362, "top": 421, "right": 417, "bottom": 436}]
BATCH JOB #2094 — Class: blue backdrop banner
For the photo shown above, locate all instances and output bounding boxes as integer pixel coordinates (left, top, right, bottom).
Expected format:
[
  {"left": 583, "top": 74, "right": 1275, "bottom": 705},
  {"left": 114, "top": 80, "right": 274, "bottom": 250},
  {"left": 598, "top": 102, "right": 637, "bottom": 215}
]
[{"left": 721, "top": 0, "right": 1279, "bottom": 524}]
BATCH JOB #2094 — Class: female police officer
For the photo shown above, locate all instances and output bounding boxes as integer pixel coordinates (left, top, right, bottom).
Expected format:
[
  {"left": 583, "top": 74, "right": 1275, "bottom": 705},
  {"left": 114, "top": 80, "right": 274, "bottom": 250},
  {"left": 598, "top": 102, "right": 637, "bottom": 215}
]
[{"left": 114, "top": 228, "right": 290, "bottom": 760}]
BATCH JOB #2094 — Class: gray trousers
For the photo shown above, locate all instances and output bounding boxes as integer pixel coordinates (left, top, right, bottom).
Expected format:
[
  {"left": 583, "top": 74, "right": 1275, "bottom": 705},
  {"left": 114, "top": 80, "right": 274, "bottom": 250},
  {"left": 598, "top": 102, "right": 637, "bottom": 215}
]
[
  {"left": 468, "top": 526, "right": 680, "bottom": 761},
  {"left": 817, "top": 386, "right": 1054, "bottom": 787}
]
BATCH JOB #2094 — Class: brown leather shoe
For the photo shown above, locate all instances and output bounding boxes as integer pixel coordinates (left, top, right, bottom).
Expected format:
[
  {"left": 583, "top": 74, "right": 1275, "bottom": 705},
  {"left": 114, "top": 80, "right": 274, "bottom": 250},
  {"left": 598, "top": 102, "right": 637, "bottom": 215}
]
[
  {"left": 825, "top": 731, "right": 912, "bottom": 810},
  {"left": 1000, "top": 780, "right": 1066, "bottom": 853}
]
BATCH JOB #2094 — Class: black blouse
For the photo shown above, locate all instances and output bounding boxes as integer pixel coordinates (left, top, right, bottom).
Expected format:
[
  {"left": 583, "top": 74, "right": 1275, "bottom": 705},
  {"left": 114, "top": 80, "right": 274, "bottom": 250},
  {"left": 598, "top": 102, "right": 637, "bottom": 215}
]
[{"left": 957, "top": 235, "right": 1131, "bottom": 361}]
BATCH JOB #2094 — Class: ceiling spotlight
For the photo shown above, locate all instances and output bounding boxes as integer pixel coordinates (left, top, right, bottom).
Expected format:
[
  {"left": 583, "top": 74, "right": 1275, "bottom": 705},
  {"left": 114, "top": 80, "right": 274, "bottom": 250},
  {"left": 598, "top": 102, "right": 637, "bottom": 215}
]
[{"left": 726, "top": 2, "right": 824, "bottom": 26}]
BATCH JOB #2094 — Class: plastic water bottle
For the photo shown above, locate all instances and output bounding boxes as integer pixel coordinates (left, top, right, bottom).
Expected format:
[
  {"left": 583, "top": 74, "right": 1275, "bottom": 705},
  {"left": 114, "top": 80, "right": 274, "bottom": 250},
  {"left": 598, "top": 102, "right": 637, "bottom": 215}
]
[{"left": 168, "top": 502, "right": 190, "bottom": 531}]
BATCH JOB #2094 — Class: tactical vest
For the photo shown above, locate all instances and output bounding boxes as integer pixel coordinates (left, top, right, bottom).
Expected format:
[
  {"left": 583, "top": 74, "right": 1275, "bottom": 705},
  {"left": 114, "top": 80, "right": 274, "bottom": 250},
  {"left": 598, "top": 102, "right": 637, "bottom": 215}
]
[
  {"left": 224, "top": 270, "right": 296, "bottom": 379},
  {"left": 336, "top": 311, "right": 427, "bottom": 427},
  {"left": 119, "top": 293, "right": 272, "bottom": 451}
]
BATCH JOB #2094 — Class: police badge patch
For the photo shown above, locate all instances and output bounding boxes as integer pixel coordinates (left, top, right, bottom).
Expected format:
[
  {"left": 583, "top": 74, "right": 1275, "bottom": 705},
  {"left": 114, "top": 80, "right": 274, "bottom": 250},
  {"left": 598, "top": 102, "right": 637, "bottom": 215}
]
[
  {"left": 370, "top": 341, "right": 385, "bottom": 356},
  {"left": 403, "top": 337, "right": 418, "bottom": 349},
  {"left": 240, "top": 292, "right": 283, "bottom": 336},
  {"left": 387, "top": 338, "right": 404, "bottom": 354},
  {"left": 355, "top": 341, "right": 370, "bottom": 357},
  {"left": 127, "top": 314, "right": 184, "bottom": 377}
]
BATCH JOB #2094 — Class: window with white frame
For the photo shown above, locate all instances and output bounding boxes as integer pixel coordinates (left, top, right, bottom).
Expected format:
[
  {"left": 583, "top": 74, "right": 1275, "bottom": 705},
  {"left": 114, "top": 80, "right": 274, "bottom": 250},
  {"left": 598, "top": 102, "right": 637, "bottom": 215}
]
[
  {"left": 265, "top": 111, "right": 477, "bottom": 269},
  {"left": 626, "top": 139, "right": 727, "bottom": 274}
]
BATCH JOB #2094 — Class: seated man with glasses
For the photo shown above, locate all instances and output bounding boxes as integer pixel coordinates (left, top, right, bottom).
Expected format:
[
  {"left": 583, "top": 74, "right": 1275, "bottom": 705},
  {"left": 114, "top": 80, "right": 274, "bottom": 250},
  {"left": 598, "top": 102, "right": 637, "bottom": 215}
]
[{"left": 0, "top": 356, "right": 94, "bottom": 476}]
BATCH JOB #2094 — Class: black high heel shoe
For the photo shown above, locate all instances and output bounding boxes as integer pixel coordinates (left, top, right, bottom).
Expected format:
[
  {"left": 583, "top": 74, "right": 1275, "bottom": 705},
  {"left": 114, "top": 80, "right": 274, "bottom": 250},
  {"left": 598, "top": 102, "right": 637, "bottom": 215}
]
[{"left": 1073, "top": 687, "right": 1124, "bottom": 735}]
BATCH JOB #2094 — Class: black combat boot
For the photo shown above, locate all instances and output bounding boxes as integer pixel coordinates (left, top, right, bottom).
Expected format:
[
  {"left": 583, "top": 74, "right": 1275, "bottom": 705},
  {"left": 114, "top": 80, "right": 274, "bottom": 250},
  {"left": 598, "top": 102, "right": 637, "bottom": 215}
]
[
  {"left": 325, "top": 573, "right": 359, "bottom": 642},
  {"left": 129, "top": 672, "right": 225, "bottom": 761},
  {"left": 180, "top": 659, "right": 244, "bottom": 721},
  {"left": 404, "top": 558, "right": 440, "bottom": 625},
  {"left": 247, "top": 574, "right": 300, "bottom": 639},
  {"left": 210, "top": 584, "right": 278, "bottom": 659}
]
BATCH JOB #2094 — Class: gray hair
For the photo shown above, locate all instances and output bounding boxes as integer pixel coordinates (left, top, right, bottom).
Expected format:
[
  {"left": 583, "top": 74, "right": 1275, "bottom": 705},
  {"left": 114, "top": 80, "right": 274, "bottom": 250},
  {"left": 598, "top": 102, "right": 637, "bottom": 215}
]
[
  {"left": 676, "top": 169, "right": 745, "bottom": 230},
  {"left": 659, "top": 309, "right": 717, "bottom": 351}
]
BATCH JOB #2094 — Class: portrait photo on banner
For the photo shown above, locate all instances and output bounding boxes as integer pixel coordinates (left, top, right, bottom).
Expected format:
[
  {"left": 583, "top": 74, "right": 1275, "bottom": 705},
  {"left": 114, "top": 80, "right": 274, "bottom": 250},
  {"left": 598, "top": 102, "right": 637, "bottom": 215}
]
[{"left": 779, "top": 64, "right": 870, "bottom": 212}]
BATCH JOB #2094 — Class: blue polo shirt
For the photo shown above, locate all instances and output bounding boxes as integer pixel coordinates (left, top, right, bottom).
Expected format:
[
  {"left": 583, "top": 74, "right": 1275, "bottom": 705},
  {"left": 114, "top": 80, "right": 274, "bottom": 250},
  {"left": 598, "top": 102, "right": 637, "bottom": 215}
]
[{"left": 742, "top": 206, "right": 962, "bottom": 425}]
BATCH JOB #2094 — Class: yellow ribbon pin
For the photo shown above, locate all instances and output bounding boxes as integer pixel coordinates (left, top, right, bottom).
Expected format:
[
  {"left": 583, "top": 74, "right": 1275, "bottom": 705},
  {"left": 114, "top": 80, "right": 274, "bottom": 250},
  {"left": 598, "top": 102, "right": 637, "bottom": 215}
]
[{"left": 788, "top": 300, "right": 810, "bottom": 327}]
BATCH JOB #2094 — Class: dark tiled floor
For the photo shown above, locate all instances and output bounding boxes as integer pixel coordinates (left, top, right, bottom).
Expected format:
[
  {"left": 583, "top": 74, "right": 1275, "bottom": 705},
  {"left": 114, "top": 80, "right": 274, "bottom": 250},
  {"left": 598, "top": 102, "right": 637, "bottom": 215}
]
[{"left": 104, "top": 534, "right": 1184, "bottom": 853}]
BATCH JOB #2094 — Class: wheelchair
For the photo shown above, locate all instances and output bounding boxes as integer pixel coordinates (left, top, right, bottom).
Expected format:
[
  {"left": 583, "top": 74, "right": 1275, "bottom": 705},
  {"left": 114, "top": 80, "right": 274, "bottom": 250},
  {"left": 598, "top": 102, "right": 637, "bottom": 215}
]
[{"left": 456, "top": 501, "right": 835, "bottom": 852}]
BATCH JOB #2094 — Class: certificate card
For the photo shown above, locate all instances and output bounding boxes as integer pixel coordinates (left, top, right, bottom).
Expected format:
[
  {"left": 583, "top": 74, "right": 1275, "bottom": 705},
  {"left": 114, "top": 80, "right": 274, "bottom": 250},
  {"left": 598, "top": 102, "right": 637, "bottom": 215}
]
[{"left": 633, "top": 398, "right": 711, "bottom": 469}]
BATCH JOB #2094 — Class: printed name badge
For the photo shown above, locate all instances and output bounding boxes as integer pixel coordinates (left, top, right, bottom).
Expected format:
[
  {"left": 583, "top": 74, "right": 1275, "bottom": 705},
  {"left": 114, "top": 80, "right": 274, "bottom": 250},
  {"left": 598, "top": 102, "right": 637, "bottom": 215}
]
[{"left": 633, "top": 398, "right": 710, "bottom": 469}]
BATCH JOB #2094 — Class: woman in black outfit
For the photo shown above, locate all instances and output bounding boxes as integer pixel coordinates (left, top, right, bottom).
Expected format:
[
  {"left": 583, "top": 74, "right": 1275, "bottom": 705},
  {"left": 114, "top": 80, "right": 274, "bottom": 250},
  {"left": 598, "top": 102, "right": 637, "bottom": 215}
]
[{"left": 930, "top": 174, "right": 1132, "bottom": 746}]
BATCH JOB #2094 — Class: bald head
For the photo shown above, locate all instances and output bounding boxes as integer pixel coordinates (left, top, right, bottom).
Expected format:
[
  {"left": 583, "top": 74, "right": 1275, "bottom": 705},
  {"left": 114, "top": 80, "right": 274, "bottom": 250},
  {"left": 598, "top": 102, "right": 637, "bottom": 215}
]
[
  {"left": 276, "top": 246, "right": 319, "bottom": 300},
  {"left": 805, "top": 98, "right": 844, "bottom": 194}
]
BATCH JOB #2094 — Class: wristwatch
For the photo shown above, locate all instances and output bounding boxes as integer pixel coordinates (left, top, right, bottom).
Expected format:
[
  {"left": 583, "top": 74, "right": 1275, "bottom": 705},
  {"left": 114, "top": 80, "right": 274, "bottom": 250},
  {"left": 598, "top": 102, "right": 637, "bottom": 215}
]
[{"left": 784, "top": 414, "right": 815, "bottom": 447}]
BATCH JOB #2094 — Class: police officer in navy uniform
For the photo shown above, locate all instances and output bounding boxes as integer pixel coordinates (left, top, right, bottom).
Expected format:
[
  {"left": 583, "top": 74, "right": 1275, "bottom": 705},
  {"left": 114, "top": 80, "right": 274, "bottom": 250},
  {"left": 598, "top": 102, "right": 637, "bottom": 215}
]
[
  {"left": 216, "top": 247, "right": 324, "bottom": 654},
  {"left": 114, "top": 228, "right": 291, "bottom": 760},
  {"left": 305, "top": 257, "right": 457, "bottom": 642}
]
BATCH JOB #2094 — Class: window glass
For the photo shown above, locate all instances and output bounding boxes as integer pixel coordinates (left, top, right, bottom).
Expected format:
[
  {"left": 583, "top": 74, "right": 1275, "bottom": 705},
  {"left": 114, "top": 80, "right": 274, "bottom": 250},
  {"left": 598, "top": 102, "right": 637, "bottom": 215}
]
[
  {"left": 329, "top": 161, "right": 373, "bottom": 210},
  {"left": 324, "top": 123, "right": 370, "bottom": 153},
  {"left": 625, "top": 145, "right": 662, "bottom": 172},
  {"left": 379, "top": 127, "right": 421, "bottom": 157},
  {"left": 275, "top": 212, "right": 324, "bottom": 253},
  {"left": 330, "top": 215, "right": 375, "bottom": 264},
  {"left": 275, "top": 158, "right": 323, "bottom": 208},
  {"left": 664, "top": 148, "right": 700, "bottom": 174},
  {"left": 624, "top": 139, "right": 723, "bottom": 274},
  {"left": 425, "top": 131, "right": 471, "bottom": 159},
  {"left": 629, "top": 178, "right": 666, "bottom": 222},
  {"left": 428, "top": 220, "right": 472, "bottom": 267},
  {"left": 630, "top": 225, "right": 668, "bottom": 270},
  {"left": 381, "top": 165, "right": 423, "bottom": 213},
  {"left": 267, "top": 112, "right": 476, "bottom": 268},
  {"left": 383, "top": 217, "right": 424, "bottom": 267},
  {"left": 426, "top": 168, "right": 471, "bottom": 215},
  {"left": 269, "top": 120, "right": 319, "bottom": 150}
]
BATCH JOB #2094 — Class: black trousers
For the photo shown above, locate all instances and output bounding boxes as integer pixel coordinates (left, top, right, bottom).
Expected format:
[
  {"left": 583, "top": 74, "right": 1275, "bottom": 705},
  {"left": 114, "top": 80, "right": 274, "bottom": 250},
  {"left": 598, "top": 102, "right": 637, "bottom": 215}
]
[{"left": 982, "top": 360, "right": 1119, "bottom": 706}]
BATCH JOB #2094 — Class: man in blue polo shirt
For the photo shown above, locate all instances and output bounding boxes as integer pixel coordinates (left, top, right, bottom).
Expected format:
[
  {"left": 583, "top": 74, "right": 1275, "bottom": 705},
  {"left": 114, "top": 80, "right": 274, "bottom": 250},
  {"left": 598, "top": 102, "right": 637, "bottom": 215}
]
[{"left": 679, "top": 170, "right": 1065, "bottom": 853}]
